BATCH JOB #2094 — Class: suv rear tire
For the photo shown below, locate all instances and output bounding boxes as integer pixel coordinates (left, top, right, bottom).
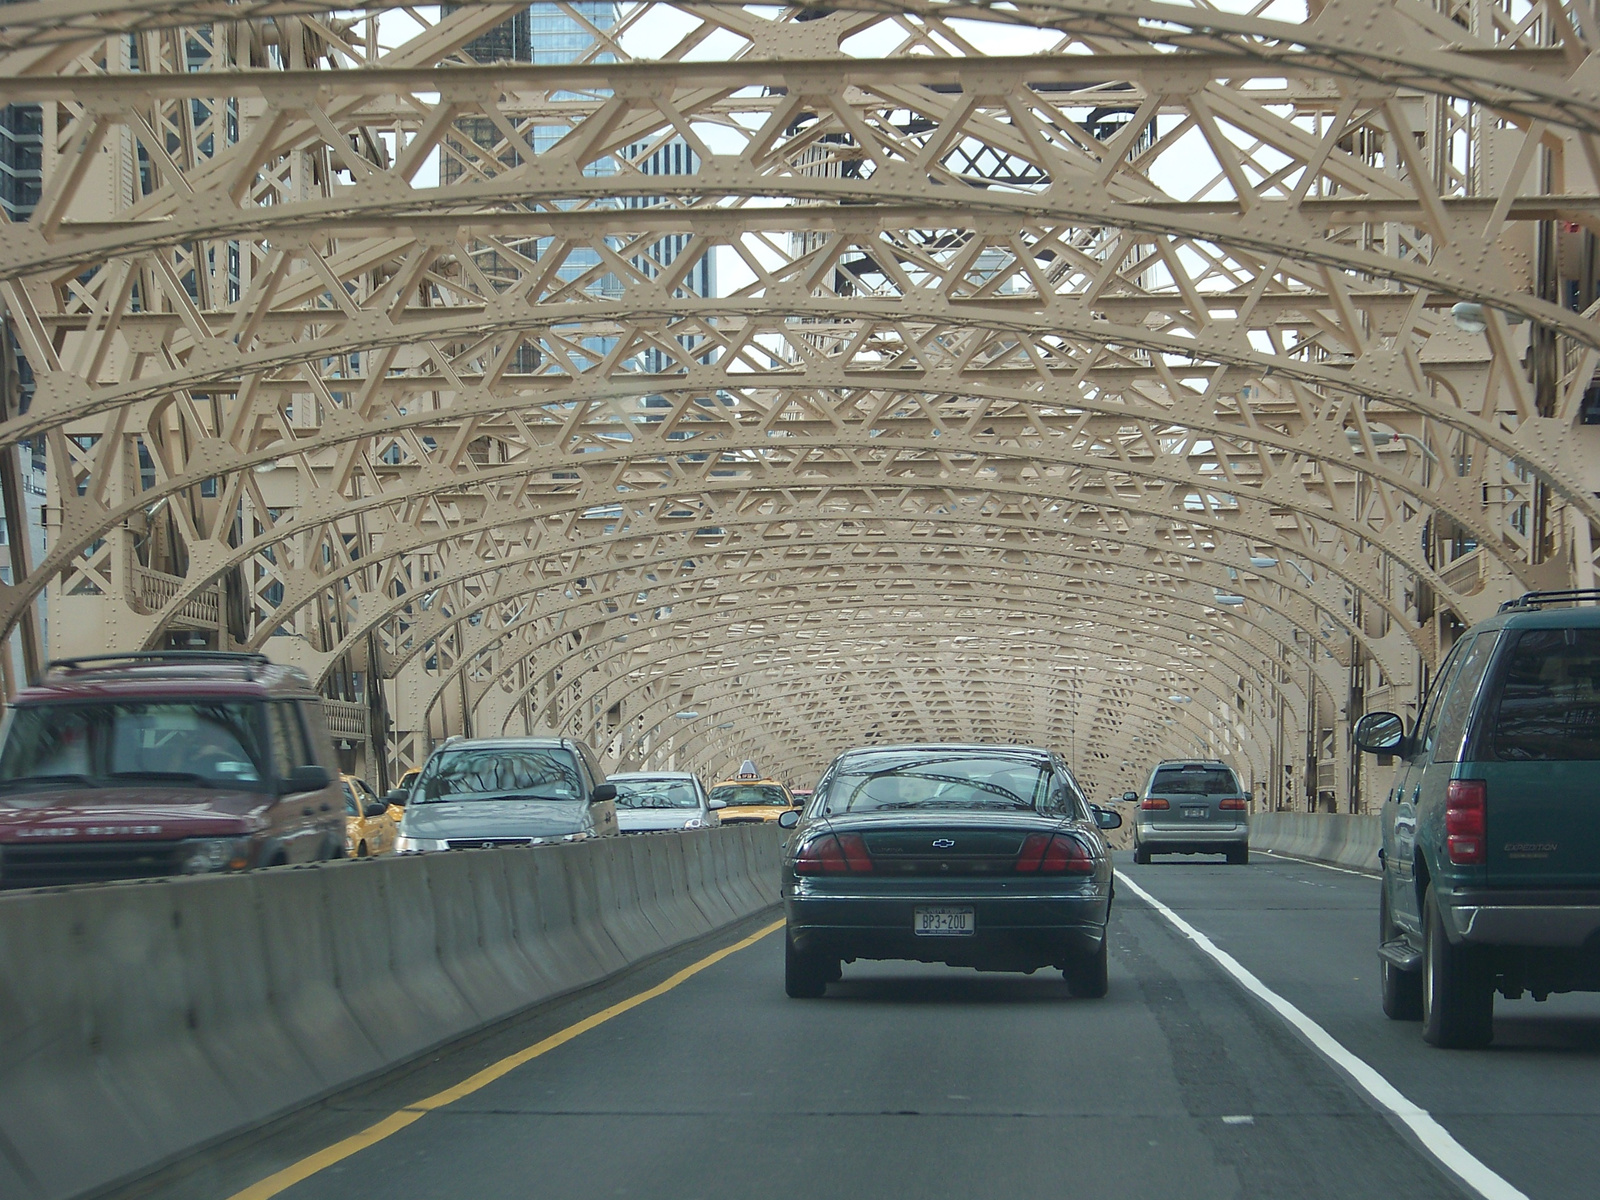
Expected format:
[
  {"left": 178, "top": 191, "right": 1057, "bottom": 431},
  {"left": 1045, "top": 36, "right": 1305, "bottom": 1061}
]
[
  {"left": 1379, "top": 885, "right": 1423, "bottom": 1021},
  {"left": 1064, "top": 935, "right": 1109, "bottom": 998},
  {"left": 1132, "top": 845, "right": 1151, "bottom": 865},
  {"left": 1421, "top": 884, "right": 1493, "bottom": 1048},
  {"left": 784, "top": 934, "right": 830, "bottom": 998}
]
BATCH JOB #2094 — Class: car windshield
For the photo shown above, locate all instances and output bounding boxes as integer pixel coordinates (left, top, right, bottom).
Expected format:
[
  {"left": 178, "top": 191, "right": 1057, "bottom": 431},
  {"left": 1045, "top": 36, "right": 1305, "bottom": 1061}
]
[
  {"left": 1489, "top": 628, "right": 1600, "bottom": 761},
  {"left": 818, "top": 753, "right": 1050, "bottom": 814},
  {"left": 612, "top": 779, "right": 700, "bottom": 809},
  {"left": 1149, "top": 767, "right": 1239, "bottom": 795},
  {"left": 710, "top": 783, "right": 789, "bottom": 807},
  {"left": 417, "top": 747, "right": 581, "bottom": 802},
  {"left": 0, "top": 700, "right": 268, "bottom": 792}
]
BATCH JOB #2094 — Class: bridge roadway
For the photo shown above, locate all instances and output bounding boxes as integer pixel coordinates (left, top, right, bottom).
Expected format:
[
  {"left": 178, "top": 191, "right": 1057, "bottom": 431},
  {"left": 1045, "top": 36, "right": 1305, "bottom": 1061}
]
[{"left": 120, "top": 853, "right": 1600, "bottom": 1200}]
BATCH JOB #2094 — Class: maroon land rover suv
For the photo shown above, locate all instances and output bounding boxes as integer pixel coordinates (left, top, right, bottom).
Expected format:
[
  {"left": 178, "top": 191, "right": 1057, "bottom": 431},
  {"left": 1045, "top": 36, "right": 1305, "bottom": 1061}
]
[{"left": 0, "top": 651, "right": 344, "bottom": 888}]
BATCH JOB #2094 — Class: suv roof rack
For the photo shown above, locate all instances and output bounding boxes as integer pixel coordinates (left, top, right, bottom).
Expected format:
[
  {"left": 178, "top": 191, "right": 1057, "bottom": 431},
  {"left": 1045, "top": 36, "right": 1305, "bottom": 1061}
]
[
  {"left": 47, "top": 651, "right": 272, "bottom": 676},
  {"left": 1498, "top": 589, "right": 1600, "bottom": 612}
]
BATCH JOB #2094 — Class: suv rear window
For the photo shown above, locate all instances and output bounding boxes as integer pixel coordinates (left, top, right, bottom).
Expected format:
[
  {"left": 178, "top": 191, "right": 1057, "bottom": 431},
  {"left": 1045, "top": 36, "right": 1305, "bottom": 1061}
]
[
  {"left": 1489, "top": 628, "right": 1600, "bottom": 761},
  {"left": 0, "top": 701, "right": 268, "bottom": 790},
  {"left": 1150, "top": 766, "right": 1238, "bottom": 795}
]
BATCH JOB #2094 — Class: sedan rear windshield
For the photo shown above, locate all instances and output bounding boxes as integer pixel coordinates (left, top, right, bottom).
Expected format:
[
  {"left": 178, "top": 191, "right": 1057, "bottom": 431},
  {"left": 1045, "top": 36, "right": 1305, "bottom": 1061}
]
[
  {"left": 710, "top": 784, "right": 789, "bottom": 807},
  {"left": 1149, "top": 767, "right": 1239, "bottom": 795},
  {"left": 819, "top": 754, "right": 1051, "bottom": 814},
  {"left": 612, "top": 779, "right": 699, "bottom": 809},
  {"left": 0, "top": 701, "right": 268, "bottom": 792},
  {"left": 1488, "top": 628, "right": 1600, "bottom": 761},
  {"left": 417, "top": 747, "right": 581, "bottom": 802}
]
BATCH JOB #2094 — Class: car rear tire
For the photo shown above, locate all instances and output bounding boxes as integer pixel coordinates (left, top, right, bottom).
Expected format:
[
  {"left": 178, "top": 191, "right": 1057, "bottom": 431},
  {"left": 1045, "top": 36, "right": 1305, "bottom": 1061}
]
[
  {"left": 1064, "top": 935, "right": 1109, "bottom": 998},
  {"left": 356, "top": 841, "right": 368, "bottom": 858},
  {"left": 1379, "top": 885, "right": 1422, "bottom": 1021},
  {"left": 1132, "top": 845, "right": 1151, "bottom": 865},
  {"left": 784, "top": 934, "right": 830, "bottom": 999},
  {"left": 1227, "top": 846, "right": 1249, "bottom": 865},
  {"left": 1421, "top": 884, "right": 1493, "bottom": 1048}
]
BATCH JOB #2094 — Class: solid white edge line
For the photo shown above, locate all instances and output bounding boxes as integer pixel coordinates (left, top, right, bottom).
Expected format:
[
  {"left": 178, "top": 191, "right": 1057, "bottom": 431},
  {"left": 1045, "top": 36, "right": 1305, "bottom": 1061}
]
[
  {"left": 1257, "top": 848, "right": 1379, "bottom": 878},
  {"left": 1115, "top": 870, "right": 1528, "bottom": 1200}
]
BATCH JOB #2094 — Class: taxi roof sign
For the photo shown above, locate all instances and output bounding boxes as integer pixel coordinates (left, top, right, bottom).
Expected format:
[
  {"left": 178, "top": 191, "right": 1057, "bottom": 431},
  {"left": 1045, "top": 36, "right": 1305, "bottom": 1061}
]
[{"left": 735, "top": 759, "right": 760, "bottom": 779}]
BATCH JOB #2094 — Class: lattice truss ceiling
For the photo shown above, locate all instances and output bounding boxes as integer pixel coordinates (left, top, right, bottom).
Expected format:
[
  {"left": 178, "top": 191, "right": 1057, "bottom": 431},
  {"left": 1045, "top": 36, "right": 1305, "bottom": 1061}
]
[{"left": 0, "top": 0, "right": 1598, "bottom": 790}]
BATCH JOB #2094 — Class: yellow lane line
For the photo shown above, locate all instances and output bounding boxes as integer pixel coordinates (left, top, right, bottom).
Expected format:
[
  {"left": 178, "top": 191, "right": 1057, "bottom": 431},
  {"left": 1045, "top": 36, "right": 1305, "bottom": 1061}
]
[{"left": 227, "top": 918, "right": 786, "bottom": 1200}]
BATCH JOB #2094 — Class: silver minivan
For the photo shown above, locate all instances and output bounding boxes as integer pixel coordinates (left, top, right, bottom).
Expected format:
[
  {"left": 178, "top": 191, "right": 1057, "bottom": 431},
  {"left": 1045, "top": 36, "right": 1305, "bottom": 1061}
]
[{"left": 1126, "top": 760, "right": 1250, "bottom": 865}]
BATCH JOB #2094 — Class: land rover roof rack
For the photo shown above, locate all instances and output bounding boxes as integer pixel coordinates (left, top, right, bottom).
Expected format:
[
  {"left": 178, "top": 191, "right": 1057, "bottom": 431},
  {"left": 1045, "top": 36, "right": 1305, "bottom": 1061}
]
[
  {"left": 46, "top": 650, "right": 271, "bottom": 674},
  {"left": 1498, "top": 589, "right": 1600, "bottom": 612}
]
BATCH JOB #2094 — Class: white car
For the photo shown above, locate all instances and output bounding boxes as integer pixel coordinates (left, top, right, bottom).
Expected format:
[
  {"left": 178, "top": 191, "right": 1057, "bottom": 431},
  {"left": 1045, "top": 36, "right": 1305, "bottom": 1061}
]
[{"left": 607, "top": 771, "right": 724, "bottom": 833}]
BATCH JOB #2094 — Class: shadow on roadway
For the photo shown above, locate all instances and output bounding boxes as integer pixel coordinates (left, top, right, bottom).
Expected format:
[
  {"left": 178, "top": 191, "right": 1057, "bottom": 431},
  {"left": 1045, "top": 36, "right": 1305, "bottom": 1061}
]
[
  {"left": 823, "top": 965, "right": 1085, "bottom": 1005},
  {"left": 1489, "top": 1011, "right": 1600, "bottom": 1055}
]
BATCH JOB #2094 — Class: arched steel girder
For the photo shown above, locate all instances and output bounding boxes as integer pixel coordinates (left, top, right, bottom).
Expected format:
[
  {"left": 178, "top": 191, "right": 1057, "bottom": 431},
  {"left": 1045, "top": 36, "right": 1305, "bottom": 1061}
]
[
  {"left": 12, "top": 301, "right": 1587, "bottom": 622},
  {"left": 307, "top": 525, "right": 1401, "bottom": 698},
  {"left": 615, "top": 666, "right": 1265, "bottom": 793},
  {"left": 539, "top": 625, "right": 1278, "bottom": 791},
  {"left": 192, "top": 472, "right": 1413, "bottom": 681},
  {"left": 442, "top": 591, "right": 1315, "bottom": 743},
  {"left": 0, "top": 1, "right": 1594, "bottom": 137},
  {"left": 1, "top": 119, "right": 1588, "bottom": 329},
  {"left": 23, "top": 352, "right": 1513, "bottom": 649},
  {"left": 419, "top": 576, "right": 1315, "bottom": 745},
  {"left": 343, "top": 530, "right": 1387, "bottom": 712},
  {"left": 158, "top": 487, "right": 1423, "bottom": 695},
  {"left": 118, "top": 447, "right": 1478, "bottom": 665},
  {"left": 7, "top": 291, "right": 1592, "bottom": 518}
]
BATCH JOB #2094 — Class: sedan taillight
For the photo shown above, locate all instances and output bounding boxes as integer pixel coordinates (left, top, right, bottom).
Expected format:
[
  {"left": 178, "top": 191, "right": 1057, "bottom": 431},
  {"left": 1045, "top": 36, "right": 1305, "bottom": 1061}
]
[
  {"left": 1140, "top": 797, "right": 1169, "bottom": 810},
  {"left": 1446, "top": 779, "right": 1487, "bottom": 865},
  {"left": 795, "top": 832, "right": 873, "bottom": 875},
  {"left": 1014, "top": 833, "right": 1095, "bottom": 874}
]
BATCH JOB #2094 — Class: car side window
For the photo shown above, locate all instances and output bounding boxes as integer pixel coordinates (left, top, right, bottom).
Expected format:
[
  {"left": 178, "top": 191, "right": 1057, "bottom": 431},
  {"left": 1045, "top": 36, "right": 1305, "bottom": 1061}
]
[
  {"left": 299, "top": 701, "right": 335, "bottom": 767},
  {"left": 1414, "top": 640, "right": 1468, "bottom": 759},
  {"left": 1431, "top": 633, "right": 1499, "bottom": 763},
  {"left": 268, "top": 702, "right": 311, "bottom": 779},
  {"left": 342, "top": 781, "right": 360, "bottom": 816}
]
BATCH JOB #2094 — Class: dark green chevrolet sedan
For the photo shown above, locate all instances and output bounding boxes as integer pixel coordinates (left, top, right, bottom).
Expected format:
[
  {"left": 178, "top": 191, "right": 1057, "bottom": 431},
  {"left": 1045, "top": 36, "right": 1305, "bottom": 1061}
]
[{"left": 779, "top": 743, "right": 1121, "bottom": 999}]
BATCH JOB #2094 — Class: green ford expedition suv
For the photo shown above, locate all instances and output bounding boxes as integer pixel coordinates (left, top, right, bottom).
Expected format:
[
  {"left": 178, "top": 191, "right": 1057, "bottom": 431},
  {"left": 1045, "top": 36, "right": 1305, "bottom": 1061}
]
[{"left": 1354, "top": 590, "right": 1600, "bottom": 1048}]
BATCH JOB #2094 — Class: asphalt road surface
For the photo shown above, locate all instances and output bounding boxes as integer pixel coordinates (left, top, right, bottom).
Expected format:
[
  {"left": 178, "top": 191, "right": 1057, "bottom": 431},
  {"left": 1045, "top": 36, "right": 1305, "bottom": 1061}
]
[{"left": 126, "top": 851, "right": 1600, "bottom": 1200}]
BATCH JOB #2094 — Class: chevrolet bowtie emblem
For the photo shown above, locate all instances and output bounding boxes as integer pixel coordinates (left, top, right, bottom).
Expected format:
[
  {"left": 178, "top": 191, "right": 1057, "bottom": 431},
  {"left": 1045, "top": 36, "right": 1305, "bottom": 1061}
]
[{"left": 932, "top": 838, "right": 955, "bottom": 849}]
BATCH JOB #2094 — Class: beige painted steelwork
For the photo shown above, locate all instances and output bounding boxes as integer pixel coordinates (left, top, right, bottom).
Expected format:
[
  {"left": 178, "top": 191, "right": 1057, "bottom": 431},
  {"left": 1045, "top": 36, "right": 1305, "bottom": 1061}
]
[{"left": 1, "top": 1, "right": 1597, "bottom": 811}]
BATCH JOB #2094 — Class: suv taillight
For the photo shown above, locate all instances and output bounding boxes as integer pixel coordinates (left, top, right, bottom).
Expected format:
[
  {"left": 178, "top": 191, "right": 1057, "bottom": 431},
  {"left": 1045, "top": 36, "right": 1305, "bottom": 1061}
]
[
  {"left": 1445, "top": 779, "right": 1487, "bottom": 865},
  {"left": 1140, "top": 798, "right": 1169, "bottom": 810},
  {"left": 1015, "top": 833, "right": 1095, "bottom": 874},
  {"left": 1218, "top": 798, "right": 1248, "bottom": 811},
  {"left": 795, "top": 832, "right": 873, "bottom": 875}
]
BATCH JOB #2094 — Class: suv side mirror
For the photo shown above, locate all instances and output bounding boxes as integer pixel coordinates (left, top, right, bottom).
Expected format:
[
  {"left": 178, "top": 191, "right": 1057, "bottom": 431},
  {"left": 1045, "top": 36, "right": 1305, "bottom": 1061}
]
[
  {"left": 708, "top": 798, "right": 727, "bottom": 810},
  {"left": 1121, "top": 791, "right": 1138, "bottom": 803},
  {"left": 590, "top": 783, "right": 618, "bottom": 804},
  {"left": 776, "top": 809, "right": 800, "bottom": 829},
  {"left": 280, "top": 764, "right": 331, "bottom": 794},
  {"left": 363, "top": 800, "right": 388, "bottom": 818},
  {"left": 1243, "top": 790, "right": 1253, "bottom": 803},
  {"left": 1353, "top": 712, "right": 1406, "bottom": 756}
]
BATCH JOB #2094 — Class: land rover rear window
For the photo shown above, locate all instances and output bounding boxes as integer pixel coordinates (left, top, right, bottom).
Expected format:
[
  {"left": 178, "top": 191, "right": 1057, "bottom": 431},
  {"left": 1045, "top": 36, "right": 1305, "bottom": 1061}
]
[{"left": 1488, "top": 628, "right": 1600, "bottom": 761}]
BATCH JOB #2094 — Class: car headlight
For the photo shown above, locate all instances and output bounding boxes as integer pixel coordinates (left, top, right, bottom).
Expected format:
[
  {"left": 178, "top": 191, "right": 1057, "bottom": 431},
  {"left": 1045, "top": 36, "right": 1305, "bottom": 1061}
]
[
  {"left": 395, "top": 835, "right": 447, "bottom": 853},
  {"left": 181, "top": 837, "right": 251, "bottom": 873},
  {"left": 682, "top": 817, "right": 703, "bottom": 829}
]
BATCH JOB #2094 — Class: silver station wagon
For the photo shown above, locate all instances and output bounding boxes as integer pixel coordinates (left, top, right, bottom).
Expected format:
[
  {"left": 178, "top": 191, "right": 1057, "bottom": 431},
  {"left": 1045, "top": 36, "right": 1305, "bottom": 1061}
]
[{"left": 395, "top": 737, "right": 618, "bottom": 853}]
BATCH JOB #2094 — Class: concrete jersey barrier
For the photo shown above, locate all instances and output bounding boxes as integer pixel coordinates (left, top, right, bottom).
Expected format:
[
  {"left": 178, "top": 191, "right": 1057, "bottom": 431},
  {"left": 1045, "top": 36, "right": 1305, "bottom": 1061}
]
[
  {"left": 1249, "top": 812, "right": 1382, "bottom": 874},
  {"left": 0, "top": 824, "right": 783, "bottom": 1200}
]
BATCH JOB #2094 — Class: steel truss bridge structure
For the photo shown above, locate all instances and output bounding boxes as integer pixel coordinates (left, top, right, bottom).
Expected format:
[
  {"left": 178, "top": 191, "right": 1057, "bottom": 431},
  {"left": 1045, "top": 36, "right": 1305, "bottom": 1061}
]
[{"left": 0, "top": 0, "right": 1597, "bottom": 808}]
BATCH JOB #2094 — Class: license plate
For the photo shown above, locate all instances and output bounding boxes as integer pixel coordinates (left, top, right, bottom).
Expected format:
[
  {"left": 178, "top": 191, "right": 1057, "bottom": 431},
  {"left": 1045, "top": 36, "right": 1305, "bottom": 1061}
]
[
  {"left": 915, "top": 906, "right": 975, "bottom": 936},
  {"left": 1182, "top": 806, "right": 1209, "bottom": 819}
]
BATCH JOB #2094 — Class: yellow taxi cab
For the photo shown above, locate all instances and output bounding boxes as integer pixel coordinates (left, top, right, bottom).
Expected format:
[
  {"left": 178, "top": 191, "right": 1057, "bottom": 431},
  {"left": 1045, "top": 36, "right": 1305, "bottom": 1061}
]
[
  {"left": 707, "top": 760, "right": 798, "bottom": 824},
  {"left": 342, "top": 774, "right": 398, "bottom": 858}
]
